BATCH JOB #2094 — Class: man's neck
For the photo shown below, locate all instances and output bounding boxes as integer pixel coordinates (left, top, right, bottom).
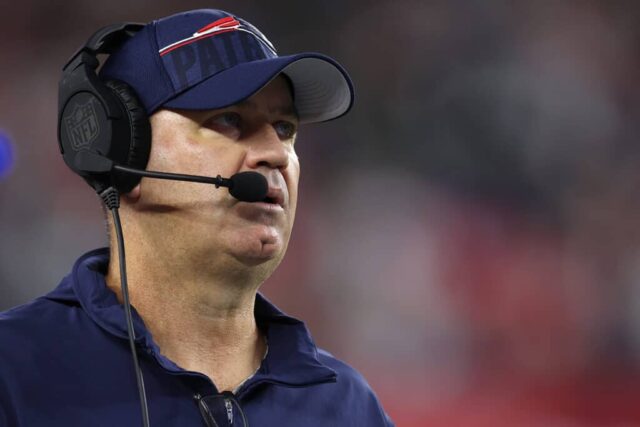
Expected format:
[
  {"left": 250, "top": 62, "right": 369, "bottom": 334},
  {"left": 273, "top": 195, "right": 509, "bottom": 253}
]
[{"left": 105, "top": 248, "right": 267, "bottom": 392}]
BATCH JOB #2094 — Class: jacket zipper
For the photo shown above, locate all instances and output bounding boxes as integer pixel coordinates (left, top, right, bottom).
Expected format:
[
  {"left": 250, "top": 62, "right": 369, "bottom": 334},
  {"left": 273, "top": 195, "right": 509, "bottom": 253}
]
[{"left": 225, "top": 397, "right": 234, "bottom": 425}]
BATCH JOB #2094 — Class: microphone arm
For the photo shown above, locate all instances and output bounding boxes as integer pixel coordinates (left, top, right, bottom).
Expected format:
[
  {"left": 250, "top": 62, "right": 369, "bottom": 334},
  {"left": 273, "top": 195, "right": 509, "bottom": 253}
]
[
  {"left": 113, "top": 164, "right": 232, "bottom": 188},
  {"left": 74, "top": 150, "right": 268, "bottom": 202}
]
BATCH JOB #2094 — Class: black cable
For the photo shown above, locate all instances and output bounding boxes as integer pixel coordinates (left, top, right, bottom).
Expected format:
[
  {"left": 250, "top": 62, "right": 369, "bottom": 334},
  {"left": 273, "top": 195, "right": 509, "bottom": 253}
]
[{"left": 101, "top": 187, "right": 151, "bottom": 427}]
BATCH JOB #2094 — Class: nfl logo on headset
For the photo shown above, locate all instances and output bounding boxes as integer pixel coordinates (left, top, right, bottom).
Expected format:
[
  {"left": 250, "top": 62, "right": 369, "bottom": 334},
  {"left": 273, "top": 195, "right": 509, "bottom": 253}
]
[{"left": 64, "top": 99, "right": 100, "bottom": 151}]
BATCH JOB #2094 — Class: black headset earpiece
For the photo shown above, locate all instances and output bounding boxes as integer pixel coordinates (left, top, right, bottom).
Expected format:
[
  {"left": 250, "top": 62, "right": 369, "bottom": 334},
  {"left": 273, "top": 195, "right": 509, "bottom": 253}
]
[{"left": 57, "top": 23, "right": 151, "bottom": 194}]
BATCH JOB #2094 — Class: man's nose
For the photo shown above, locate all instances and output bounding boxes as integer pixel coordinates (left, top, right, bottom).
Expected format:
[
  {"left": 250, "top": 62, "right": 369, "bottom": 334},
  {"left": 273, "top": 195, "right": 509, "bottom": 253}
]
[{"left": 244, "top": 125, "right": 290, "bottom": 170}]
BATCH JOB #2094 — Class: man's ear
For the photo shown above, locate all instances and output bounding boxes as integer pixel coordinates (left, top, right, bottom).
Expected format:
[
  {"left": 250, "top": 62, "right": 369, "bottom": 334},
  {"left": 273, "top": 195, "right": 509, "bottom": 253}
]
[{"left": 122, "top": 183, "right": 141, "bottom": 202}]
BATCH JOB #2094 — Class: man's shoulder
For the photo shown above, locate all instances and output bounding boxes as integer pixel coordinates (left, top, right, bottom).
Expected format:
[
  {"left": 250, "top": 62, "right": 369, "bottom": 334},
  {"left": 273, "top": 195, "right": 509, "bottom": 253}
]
[
  {"left": 315, "top": 348, "right": 395, "bottom": 426},
  {"left": 0, "top": 295, "right": 82, "bottom": 358},
  {"left": 0, "top": 291, "right": 78, "bottom": 323},
  {"left": 0, "top": 297, "right": 58, "bottom": 333},
  {"left": 317, "top": 348, "right": 372, "bottom": 391}
]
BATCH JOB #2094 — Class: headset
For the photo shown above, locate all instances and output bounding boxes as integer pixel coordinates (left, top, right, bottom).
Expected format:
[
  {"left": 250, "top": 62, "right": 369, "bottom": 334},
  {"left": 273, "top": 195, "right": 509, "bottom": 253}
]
[{"left": 58, "top": 23, "right": 150, "bottom": 194}]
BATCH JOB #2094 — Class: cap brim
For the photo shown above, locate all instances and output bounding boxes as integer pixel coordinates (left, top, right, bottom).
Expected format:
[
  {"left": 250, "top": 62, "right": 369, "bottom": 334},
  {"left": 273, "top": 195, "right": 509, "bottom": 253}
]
[{"left": 162, "top": 53, "right": 354, "bottom": 124}]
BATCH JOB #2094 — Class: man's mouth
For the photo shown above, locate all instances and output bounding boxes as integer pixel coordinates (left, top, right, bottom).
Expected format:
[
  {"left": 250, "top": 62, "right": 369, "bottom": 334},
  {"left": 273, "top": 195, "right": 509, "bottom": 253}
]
[{"left": 261, "top": 187, "right": 284, "bottom": 207}]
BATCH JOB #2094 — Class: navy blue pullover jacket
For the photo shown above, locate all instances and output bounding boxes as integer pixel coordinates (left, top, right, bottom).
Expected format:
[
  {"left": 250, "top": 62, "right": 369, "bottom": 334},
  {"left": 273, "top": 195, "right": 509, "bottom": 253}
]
[{"left": 0, "top": 249, "right": 394, "bottom": 426}]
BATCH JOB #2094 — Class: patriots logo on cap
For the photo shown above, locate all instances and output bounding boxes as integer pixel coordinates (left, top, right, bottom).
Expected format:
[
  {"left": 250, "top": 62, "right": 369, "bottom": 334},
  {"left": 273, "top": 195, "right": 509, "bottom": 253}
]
[{"left": 158, "top": 16, "right": 276, "bottom": 57}]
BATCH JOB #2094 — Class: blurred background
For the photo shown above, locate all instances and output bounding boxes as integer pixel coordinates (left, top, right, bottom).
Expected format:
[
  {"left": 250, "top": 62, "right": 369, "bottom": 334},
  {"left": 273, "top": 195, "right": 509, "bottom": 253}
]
[{"left": 2, "top": 0, "right": 640, "bottom": 425}]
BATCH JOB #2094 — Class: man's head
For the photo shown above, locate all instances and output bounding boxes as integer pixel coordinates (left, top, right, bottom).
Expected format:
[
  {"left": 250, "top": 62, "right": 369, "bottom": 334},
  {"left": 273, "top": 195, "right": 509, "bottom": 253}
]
[
  {"left": 128, "top": 75, "right": 300, "bottom": 278},
  {"left": 59, "top": 9, "right": 353, "bottom": 280},
  {"left": 59, "top": 8, "right": 353, "bottom": 192}
]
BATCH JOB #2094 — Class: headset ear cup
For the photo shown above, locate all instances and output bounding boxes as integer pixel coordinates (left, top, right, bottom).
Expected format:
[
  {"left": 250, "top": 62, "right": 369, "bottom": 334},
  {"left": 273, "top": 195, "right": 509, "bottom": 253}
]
[{"left": 105, "top": 79, "right": 151, "bottom": 193}]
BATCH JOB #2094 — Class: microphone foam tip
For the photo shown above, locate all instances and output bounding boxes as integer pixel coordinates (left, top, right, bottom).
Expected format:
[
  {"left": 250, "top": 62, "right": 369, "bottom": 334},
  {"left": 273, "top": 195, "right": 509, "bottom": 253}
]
[{"left": 229, "top": 172, "right": 268, "bottom": 202}]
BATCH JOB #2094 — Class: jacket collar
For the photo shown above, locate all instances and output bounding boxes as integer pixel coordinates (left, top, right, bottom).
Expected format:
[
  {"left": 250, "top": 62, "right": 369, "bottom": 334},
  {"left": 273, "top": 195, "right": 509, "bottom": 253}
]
[{"left": 45, "top": 248, "right": 336, "bottom": 388}]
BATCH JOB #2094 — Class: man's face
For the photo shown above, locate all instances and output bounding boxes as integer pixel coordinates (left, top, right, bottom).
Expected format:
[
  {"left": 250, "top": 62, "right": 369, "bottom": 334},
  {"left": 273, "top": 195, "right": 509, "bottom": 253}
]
[{"left": 133, "top": 76, "right": 300, "bottom": 273}]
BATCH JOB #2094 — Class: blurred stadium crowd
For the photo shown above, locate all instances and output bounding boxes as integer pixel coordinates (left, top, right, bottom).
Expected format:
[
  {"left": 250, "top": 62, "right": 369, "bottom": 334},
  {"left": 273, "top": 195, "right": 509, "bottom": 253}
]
[{"left": 1, "top": 0, "right": 640, "bottom": 425}]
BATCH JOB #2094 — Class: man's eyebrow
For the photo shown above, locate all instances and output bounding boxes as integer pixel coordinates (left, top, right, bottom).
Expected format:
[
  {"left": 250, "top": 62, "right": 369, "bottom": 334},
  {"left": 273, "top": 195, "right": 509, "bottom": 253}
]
[{"left": 237, "top": 99, "right": 299, "bottom": 119}]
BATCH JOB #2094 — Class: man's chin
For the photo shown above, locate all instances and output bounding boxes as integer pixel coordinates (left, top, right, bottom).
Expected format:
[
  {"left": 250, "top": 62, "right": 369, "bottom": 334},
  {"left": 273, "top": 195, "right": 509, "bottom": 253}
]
[{"left": 229, "top": 228, "right": 286, "bottom": 267}]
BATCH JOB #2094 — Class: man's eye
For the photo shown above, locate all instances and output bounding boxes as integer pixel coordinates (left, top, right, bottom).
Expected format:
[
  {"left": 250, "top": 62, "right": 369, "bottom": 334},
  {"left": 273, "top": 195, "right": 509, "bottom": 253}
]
[
  {"left": 203, "top": 112, "right": 242, "bottom": 137},
  {"left": 273, "top": 121, "right": 297, "bottom": 140}
]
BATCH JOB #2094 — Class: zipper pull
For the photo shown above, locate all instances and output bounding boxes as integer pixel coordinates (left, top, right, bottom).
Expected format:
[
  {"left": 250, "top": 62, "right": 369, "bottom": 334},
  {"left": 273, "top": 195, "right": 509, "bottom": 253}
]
[{"left": 225, "top": 398, "right": 234, "bottom": 425}]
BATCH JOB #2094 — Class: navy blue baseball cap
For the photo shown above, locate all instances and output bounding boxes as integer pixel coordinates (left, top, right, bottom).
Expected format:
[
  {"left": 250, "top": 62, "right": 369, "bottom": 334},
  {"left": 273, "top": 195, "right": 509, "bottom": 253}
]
[{"left": 99, "top": 9, "right": 354, "bottom": 123}]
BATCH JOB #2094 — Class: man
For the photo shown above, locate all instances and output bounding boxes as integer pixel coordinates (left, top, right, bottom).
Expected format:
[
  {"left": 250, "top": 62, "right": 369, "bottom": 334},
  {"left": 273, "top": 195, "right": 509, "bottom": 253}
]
[{"left": 0, "top": 8, "right": 394, "bottom": 427}]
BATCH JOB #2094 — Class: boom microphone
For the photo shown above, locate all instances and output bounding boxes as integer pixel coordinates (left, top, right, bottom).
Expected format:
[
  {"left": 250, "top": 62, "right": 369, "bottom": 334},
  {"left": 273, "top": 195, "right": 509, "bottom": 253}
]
[{"left": 75, "top": 150, "right": 269, "bottom": 202}]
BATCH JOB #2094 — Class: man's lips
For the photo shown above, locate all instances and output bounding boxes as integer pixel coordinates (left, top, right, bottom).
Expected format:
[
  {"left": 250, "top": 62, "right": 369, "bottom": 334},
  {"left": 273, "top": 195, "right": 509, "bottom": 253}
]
[
  {"left": 262, "top": 186, "right": 285, "bottom": 208},
  {"left": 234, "top": 186, "right": 286, "bottom": 216}
]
